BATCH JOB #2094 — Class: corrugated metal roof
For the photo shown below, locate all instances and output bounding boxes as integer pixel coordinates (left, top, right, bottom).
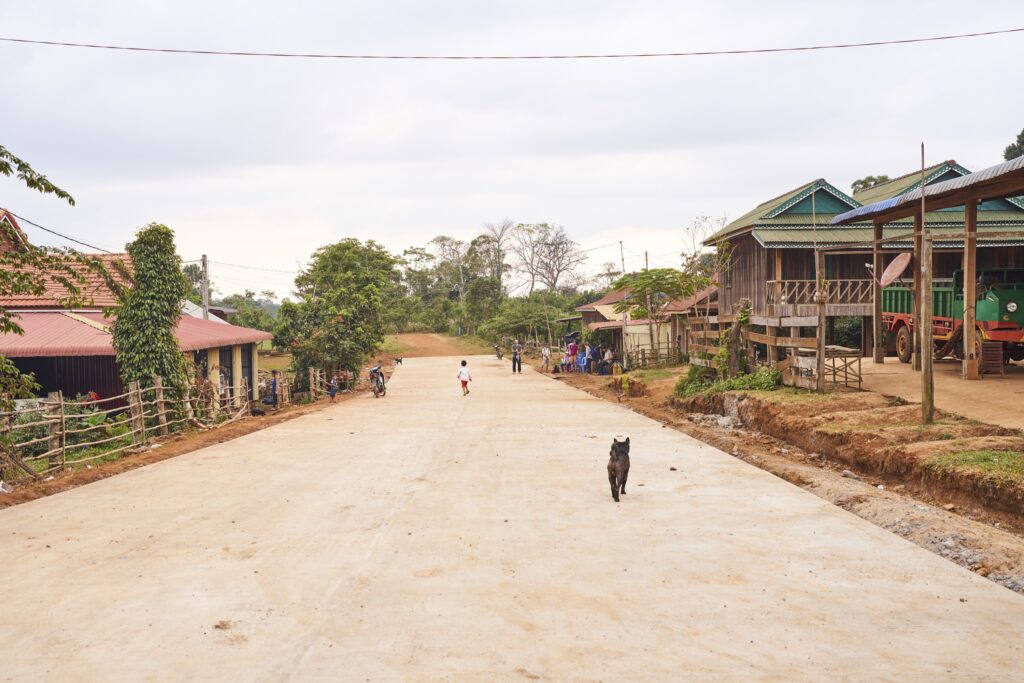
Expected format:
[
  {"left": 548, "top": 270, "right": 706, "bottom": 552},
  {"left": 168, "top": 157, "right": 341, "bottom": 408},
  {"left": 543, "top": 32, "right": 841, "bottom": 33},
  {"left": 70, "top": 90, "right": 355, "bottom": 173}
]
[
  {"left": 663, "top": 285, "right": 718, "bottom": 312},
  {"left": 834, "top": 156, "right": 1024, "bottom": 225},
  {"left": 850, "top": 161, "right": 962, "bottom": 206},
  {"left": 0, "top": 311, "right": 272, "bottom": 357},
  {"left": 576, "top": 288, "right": 630, "bottom": 312},
  {"left": 754, "top": 224, "right": 1024, "bottom": 248}
]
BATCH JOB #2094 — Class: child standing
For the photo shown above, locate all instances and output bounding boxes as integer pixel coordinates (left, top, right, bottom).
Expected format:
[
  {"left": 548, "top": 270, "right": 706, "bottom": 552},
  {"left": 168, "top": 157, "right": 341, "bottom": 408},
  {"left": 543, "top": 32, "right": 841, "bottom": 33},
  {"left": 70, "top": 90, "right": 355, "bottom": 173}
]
[{"left": 457, "top": 360, "right": 472, "bottom": 396}]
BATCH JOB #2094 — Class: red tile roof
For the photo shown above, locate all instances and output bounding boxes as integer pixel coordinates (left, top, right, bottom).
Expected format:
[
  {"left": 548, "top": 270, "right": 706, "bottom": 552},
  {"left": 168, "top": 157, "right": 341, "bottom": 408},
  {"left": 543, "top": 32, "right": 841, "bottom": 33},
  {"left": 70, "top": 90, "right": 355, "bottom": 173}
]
[
  {"left": 0, "top": 253, "right": 131, "bottom": 309},
  {"left": 0, "top": 311, "right": 272, "bottom": 357}
]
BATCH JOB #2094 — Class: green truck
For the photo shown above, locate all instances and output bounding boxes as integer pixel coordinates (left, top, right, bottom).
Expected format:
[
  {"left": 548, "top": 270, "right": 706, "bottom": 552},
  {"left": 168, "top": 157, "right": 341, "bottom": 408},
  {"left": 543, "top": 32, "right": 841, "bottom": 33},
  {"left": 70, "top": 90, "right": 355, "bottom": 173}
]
[{"left": 881, "top": 268, "right": 1024, "bottom": 363}]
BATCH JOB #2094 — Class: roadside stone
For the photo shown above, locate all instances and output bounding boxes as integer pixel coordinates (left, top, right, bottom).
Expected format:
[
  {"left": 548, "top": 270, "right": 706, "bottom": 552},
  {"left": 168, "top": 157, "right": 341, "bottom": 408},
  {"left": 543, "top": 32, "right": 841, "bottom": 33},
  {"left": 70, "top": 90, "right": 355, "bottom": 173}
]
[
  {"left": 943, "top": 504, "right": 956, "bottom": 511},
  {"left": 841, "top": 469, "right": 860, "bottom": 480}
]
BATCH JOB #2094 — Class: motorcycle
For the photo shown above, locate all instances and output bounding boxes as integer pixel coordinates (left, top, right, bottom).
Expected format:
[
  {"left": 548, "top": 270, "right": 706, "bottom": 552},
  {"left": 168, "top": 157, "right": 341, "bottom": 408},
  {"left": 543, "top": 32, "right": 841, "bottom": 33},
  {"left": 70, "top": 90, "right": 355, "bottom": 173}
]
[
  {"left": 494, "top": 344, "right": 503, "bottom": 360},
  {"left": 369, "top": 366, "right": 386, "bottom": 398}
]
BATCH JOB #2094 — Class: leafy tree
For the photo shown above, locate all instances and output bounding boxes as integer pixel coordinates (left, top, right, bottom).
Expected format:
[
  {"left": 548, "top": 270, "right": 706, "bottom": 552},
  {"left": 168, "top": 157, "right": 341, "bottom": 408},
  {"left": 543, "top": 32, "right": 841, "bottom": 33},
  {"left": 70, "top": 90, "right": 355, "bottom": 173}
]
[
  {"left": 0, "top": 145, "right": 75, "bottom": 205},
  {"left": 1005, "top": 128, "right": 1024, "bottom": 161},
  {"left": 182, "top": 263, "right": 204, "bottom": 305},
  {"left": 111, "top": 224, "right": 189, "bottom": 391},
  {"left": 0, "top": 148, "right": 105, "bottom": 407},
  {"left": 850, "top": 175, "right": 891, "bottom": 193},
  {"left": 275, "top": 239, "right": 400, "bottom": 379},
  {"left": 214, "top": 290, "right": 276, "bottom": 331},
  {"left": 612, "top": 268, "right": 709, "bottom": 359}
]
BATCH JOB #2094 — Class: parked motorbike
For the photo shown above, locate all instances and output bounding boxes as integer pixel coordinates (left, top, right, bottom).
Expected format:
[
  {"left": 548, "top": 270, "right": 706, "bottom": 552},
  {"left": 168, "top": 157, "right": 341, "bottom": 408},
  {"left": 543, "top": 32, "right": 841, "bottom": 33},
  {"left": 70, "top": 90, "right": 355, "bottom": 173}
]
[
  {"left": 369, "top": 366, "right": 386, "bottom": 398},
  {"left": 494, "top": 344, "right": 503, "bottom": 360}
]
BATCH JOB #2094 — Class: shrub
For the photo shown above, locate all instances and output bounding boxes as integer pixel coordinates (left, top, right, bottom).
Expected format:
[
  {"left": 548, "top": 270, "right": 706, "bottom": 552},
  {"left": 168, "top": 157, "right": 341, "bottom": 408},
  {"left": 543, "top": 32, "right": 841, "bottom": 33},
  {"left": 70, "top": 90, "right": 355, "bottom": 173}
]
[{"left": 675, "top": 366, "right": 781, "bottom": 399}]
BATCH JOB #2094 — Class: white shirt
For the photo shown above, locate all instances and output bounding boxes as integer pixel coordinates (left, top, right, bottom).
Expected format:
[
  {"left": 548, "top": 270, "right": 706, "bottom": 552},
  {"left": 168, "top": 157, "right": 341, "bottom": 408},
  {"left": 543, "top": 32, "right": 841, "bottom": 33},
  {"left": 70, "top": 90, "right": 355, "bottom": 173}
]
[{"left": 457, "top": 367, "right": 472, "bottom": 381}]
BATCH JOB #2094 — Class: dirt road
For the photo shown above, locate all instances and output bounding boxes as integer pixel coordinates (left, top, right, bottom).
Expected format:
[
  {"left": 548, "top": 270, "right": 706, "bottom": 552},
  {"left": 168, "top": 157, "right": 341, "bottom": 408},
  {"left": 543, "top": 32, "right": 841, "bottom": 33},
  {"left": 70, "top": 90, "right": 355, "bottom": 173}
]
[
  {"left": 861, "top": 357, "right": 1024, "bottom": 429},
  {"left": 2, "top": 355, "right": 1023, "bottom": 680},
  {"left": 384, "top": 332, "right": 489, "bottom": 358}
]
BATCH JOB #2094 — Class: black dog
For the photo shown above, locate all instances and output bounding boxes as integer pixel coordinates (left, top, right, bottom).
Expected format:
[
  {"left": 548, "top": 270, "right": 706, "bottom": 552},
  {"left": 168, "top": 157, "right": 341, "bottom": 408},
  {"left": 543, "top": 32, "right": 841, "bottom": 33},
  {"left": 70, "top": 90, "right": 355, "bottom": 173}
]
[
  {"left": 250, "top": 406, "right": 266, "bottom": 417},
  {"left": 607, "top": 437, "right": 630, "bottom": 502},
  {"left": 394, "top": 357, "right": 403, "bottom": 365}
]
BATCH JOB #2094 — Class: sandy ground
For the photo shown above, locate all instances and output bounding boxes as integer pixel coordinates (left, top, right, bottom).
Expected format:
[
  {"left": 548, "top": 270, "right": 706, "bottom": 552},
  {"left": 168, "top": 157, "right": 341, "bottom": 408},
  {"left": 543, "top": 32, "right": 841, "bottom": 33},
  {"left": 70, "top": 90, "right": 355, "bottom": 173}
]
[
  {"left": 861, "top": 357, "right": 1024, "bottom": 429},
  {"left": 2, "top": 356, "right": 1024, "bottom": 681}
]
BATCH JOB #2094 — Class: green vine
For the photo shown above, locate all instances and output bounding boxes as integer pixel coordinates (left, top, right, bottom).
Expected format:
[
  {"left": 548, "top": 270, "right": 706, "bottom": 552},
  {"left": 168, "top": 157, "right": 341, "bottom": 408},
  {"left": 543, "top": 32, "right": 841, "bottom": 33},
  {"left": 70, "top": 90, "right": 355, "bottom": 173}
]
[{"left": 111, "top": 224, "right": 189, "bottom": 391}]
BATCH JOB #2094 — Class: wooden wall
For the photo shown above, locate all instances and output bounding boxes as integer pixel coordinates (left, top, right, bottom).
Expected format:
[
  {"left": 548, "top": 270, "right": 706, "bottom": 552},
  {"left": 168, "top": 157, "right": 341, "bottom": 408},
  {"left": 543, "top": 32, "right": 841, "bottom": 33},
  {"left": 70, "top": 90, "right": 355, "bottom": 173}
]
[{"left": 722, "top": 235, "right": 767, "bottom": 316}]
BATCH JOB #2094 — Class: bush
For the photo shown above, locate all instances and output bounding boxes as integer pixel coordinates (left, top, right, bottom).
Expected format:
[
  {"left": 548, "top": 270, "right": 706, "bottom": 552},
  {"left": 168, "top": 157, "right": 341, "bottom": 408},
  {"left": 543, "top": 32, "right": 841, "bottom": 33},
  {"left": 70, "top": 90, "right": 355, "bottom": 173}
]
[{"left": 675, "top": 366, "right": 781, "bottom": 399}]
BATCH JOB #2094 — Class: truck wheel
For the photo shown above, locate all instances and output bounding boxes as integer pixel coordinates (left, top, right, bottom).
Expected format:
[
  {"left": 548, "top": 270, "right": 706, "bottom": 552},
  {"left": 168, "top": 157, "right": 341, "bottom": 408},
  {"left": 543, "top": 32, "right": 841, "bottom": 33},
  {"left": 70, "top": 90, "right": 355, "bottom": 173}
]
[{"left": 896, "top": 326, "right": 913, "bottom": 364}]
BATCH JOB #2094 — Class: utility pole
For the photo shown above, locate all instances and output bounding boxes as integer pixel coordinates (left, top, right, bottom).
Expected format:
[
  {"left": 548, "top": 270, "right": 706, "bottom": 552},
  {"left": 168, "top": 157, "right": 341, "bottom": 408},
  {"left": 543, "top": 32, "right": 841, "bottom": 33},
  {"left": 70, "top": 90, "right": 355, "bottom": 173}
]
[
  {"left": 619, "top": 241, "right": 628, "bottom": 370},
  {"left": 920, "top": 143, "right": 934, "bottom": 423},
  {"left": 201, "top": 254, "right": 210, "bottom": 320}
]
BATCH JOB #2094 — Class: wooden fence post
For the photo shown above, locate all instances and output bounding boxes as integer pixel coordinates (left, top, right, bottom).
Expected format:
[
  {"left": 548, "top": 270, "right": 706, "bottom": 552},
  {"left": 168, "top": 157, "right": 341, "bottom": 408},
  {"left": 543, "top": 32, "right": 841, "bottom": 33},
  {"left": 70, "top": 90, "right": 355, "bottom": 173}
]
[
  {"left": 128, "top": 381, "right": 145, "bottom": 446},
  {"left": 154, "top": 376, "right": 169, "bottom": 436},
  {"left": 45, "top": 392, "right": 62, "bottom": 469},
  {"left": 184, "top": 384, "right": 195, "bottom": 423},
  {"left": 309, "top": 367, "right": 317, "bottom": 401}
]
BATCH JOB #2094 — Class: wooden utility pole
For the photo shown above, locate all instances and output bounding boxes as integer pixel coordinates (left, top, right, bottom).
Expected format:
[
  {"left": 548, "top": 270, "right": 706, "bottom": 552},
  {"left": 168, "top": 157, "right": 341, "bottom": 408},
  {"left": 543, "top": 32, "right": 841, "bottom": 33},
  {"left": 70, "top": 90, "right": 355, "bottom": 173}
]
[
  {"left": 815, "top": 250, "right": 827, "bottom": 392},
  {"left": 201, "top": 254, "right": 210, "bottom": 320},
  {"left": 871, "top": 220, "right": 885, "bottom": 363},
  {"left": 619, "top": 241, "right": 628, "bottom": 370},
  {"left": 912, "top": 213, "right": 923, "bottom": 371},
  {"left": 920, "top": 144, "right": 934, "bottom": 424},
  {"left": 963, "top": 198, "right": 979, "bottom": 379}
]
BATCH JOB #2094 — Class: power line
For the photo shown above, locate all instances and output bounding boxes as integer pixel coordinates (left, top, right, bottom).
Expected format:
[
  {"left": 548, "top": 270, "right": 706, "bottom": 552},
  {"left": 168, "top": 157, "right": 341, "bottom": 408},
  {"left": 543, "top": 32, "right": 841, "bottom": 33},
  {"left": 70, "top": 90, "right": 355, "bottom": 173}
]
[
  {"left": 7, "top": 211, "right": 115, "bottom": 253},
  {"left": 208, "top": 259, "right": 298, "bottom": 274},
  {"left": 0, "top": 27, "right": 1020, "bottom": 61}
]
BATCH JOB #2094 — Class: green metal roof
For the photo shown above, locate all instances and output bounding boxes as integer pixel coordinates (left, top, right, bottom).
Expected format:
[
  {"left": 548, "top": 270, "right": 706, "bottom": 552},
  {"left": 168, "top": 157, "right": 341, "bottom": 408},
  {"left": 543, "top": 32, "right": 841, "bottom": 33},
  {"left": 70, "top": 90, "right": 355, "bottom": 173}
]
[
  {"left": 704, "top": 179, "right": 859, "bottom": 244},
  {"left": 707, "top": 159, "right": 1024, "bottom": 247}
]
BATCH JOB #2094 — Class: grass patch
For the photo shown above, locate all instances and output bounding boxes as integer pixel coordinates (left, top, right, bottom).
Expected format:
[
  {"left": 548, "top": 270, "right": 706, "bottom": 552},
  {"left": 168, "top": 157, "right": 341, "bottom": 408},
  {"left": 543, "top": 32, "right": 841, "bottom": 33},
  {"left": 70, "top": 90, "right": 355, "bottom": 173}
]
[
  {"left": 258, "top": 351, "right": 293, "bottom": 372},
  {"left": 926, "top": 450, "right": 1024, "bottom": 487},
  {"left": 449, "top": 335, "right": 494, "bottom": 354},
  {"left": 381, "top": 335, "right": 414, "bottom": 356},
  {"left": 628, "top": 368, "right": 678, "bottom": 382}
]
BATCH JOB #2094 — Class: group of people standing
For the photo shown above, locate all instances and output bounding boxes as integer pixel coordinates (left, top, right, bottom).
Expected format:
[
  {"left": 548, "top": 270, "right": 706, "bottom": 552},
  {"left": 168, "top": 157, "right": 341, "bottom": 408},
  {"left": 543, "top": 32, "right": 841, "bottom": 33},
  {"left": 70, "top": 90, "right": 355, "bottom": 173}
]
[{"left": 539, "top": 340, "right": 616, "bottom": 375}]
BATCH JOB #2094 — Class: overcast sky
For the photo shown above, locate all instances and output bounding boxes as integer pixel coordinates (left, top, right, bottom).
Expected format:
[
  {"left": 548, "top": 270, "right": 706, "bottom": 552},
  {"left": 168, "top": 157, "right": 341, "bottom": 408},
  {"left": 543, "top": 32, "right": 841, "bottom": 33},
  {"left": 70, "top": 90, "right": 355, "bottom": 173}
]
[{"left": 2, "top": 1, "right": 1023, "bottom": 297}]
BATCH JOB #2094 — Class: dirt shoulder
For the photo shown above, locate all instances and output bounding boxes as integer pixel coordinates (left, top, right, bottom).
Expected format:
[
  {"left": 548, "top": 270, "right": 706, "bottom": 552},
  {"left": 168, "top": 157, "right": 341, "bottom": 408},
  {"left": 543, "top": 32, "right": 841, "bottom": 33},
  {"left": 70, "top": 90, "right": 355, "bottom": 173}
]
[{"left": 553, "top": 368, "right": 1024, "bottom": 594}]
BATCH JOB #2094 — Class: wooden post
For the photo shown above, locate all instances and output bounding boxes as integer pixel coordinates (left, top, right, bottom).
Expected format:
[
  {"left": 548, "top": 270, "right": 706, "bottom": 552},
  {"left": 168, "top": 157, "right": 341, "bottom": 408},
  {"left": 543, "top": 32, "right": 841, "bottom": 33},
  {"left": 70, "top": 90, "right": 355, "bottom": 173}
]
[
  {"left": 921, "top": 232, "right": 935, "bottom": 424},
  {"left": 128, "top": 380, "right": 145, "bottom": 445},
  {"left": 815, "top": 250, "right": 827, "bottom": 392},
  {"left": 154, "top": 376, "right": 169, "bottom": 436},
  {"left": 872, "top": 220, "right": 885, "bottom": 363},
  {"left": 45, "top": 392, "right": 61, "bottom": 469},
  {"left": 184, "top": 385, "right": 195, "bottom": 422},
  {"left": 963, "top": 198, "right": 979, "bottom": 379},
  {"left": 912, "top": 213, "right": 923, "bottom": 371},
  {"left": 309, "top": 367, "right": 317, "bottom": 401},
  {"left": 58, "top": 391, "right": 66, "bottom": 468}
]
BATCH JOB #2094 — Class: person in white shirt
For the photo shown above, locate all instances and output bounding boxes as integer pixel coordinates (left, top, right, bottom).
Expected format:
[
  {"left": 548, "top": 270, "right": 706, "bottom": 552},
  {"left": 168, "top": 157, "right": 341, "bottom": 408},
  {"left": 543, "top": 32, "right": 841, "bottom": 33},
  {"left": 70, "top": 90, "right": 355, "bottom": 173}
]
[
  {"left": 540, "top": 344, "right": 551, "bottom": 373},
  {"left": 457, "top": 359, "right": 472, "bottom": 396}
]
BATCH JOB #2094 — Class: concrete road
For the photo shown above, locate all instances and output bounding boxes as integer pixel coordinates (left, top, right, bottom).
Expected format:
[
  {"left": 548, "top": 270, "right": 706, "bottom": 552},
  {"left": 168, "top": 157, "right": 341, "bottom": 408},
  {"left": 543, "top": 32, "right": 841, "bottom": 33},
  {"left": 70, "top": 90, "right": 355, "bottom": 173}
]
[{"left": 2, "top": 356, "right": 1023, "bottom": 681}]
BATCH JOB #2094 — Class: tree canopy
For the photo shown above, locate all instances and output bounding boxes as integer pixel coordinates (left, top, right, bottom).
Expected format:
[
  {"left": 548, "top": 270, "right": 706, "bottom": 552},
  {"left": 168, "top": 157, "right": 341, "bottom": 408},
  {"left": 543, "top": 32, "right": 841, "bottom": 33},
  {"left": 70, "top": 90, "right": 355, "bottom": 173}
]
[
  {"left": 850, "top": 175, "right": 891, "bottom": 193},
  {"left": 273, "top": 239, "right": 400, "bottom": 378},
  {"left": 1005, "top": 128, "right": 1024, "bottom": 161}
]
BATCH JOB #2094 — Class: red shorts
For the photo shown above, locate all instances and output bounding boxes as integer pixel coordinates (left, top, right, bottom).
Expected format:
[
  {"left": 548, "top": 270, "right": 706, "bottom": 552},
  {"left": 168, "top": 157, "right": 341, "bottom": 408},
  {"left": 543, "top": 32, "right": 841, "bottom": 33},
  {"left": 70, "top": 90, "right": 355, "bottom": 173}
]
[{"left": 460, "top": 380, "right": 469, "bottom": 389}]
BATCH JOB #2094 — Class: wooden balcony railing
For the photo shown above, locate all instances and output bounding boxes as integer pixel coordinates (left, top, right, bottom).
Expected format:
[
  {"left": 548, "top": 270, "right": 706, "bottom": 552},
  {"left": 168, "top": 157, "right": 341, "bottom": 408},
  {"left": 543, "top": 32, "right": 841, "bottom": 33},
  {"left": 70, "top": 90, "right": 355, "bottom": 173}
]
[{"left": 766, "top": 279, "right": 874, "bottom": 307}]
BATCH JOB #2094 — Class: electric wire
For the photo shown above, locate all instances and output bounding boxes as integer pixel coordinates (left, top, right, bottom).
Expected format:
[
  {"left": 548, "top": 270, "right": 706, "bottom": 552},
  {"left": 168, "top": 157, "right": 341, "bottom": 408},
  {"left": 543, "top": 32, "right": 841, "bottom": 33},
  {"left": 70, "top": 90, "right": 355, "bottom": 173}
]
[
  {"left": 6, "top": 211, "right": 115, "bottom": 253},
  {"left": 0, "top": 27, "right": 1020, "bottom": 61}
]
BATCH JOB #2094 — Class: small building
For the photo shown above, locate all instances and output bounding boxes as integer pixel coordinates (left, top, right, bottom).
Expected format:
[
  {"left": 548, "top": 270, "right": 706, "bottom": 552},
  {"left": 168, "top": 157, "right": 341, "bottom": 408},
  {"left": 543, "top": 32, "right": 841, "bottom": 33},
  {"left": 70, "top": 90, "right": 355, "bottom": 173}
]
[{"left": 0, "top": 211, "right": 272, "bottom": 401}]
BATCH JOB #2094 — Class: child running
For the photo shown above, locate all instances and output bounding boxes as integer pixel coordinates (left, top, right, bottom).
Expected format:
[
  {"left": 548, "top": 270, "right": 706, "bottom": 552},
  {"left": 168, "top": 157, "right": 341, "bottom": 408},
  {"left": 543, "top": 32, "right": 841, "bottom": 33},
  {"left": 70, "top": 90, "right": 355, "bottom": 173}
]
[{"left": 457, "top": 359, "right": 472, "bottom": 396}]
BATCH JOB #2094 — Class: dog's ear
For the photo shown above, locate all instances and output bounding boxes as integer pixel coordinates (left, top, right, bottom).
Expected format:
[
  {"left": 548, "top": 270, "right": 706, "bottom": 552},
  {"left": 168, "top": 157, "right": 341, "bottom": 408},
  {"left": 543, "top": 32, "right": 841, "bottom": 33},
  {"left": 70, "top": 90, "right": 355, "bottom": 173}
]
[
  {"left": 612, "top": 437, "right": 618, "bottom": 444},
  {"left": 624, "top": 437, "right": 630, "bottom": 446}
]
